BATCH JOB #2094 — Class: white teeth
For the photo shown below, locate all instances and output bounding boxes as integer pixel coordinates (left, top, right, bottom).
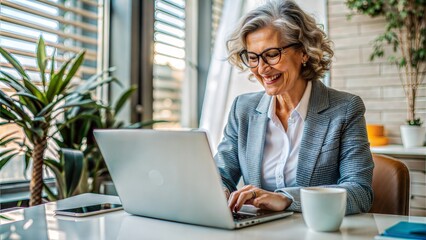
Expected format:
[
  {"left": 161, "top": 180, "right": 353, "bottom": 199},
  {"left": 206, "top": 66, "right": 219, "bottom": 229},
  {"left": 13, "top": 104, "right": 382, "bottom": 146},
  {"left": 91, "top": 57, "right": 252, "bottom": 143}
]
[{"left": 264, "top": 74, "right": 280, "bottom": 81}]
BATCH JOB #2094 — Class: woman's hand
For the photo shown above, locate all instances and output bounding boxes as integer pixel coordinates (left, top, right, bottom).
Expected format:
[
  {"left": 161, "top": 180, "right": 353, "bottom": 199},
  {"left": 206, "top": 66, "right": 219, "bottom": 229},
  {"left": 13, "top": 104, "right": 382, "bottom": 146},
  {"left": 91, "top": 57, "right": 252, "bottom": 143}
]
[{"left": 228, "top": 185, "right": 292, "bottom": 212}]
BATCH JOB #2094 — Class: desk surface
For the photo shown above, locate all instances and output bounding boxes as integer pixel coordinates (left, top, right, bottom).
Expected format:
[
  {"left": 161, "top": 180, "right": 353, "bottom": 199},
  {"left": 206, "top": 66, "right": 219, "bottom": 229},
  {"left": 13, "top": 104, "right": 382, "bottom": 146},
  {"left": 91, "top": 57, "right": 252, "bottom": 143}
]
[
  {"left": 1, "top": 193, "right": 425, "bottom": 240},
  {"left": 371, "top": 145, "right": 426, "bottom": 157}
]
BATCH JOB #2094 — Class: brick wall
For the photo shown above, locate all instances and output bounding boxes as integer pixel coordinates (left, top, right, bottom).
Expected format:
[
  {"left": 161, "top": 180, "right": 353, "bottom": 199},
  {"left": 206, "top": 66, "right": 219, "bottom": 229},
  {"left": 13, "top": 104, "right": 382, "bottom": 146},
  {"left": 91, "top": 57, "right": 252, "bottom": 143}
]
[{"left": 328, "top": 0, "right": 426, "bottom": 144}]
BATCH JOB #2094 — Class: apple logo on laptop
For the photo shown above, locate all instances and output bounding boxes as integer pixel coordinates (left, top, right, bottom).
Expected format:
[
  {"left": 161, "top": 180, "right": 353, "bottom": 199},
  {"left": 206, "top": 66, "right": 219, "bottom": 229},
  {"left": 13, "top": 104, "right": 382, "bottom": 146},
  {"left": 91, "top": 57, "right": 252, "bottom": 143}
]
[{"left": 148, "top": 169, "right": 164, "bottom": 186}]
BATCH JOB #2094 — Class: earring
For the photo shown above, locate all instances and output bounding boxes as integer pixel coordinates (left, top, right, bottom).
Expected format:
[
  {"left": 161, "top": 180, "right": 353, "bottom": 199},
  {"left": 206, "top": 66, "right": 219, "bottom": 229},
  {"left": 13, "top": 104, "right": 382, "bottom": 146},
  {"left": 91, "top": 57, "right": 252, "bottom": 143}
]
[{"left": 302, "top": 61, "right": 306, "bottom": 67}]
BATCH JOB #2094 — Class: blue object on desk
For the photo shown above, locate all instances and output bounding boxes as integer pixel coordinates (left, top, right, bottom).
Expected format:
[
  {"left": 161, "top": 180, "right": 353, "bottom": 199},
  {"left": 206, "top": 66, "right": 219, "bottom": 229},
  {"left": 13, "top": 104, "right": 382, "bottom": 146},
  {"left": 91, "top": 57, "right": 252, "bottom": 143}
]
[{"left": 381, "top": 221, "right": 426, "bottom": 239}]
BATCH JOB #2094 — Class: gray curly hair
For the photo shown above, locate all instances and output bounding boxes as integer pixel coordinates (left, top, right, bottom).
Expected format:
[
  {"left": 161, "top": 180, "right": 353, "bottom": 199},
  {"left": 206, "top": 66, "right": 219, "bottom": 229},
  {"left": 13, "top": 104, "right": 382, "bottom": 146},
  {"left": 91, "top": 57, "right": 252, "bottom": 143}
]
[{"left": 227, "top": 0, "right": 333, "bottom": 82}]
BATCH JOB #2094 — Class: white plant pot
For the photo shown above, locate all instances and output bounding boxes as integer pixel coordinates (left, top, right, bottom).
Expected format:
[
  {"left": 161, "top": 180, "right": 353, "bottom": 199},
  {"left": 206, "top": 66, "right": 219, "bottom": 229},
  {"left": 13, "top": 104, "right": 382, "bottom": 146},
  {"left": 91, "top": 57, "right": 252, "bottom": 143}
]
[{"left": 400, "top": 125, "right": 426, "bottom": 148}]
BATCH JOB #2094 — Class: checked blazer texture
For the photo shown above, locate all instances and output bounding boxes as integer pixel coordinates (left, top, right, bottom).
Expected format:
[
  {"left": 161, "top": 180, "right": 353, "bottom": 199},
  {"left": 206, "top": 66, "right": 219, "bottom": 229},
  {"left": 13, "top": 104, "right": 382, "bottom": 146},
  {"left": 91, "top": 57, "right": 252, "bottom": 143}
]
[{"left": 214, "top": 80, "right": 374, "bottom": 215}]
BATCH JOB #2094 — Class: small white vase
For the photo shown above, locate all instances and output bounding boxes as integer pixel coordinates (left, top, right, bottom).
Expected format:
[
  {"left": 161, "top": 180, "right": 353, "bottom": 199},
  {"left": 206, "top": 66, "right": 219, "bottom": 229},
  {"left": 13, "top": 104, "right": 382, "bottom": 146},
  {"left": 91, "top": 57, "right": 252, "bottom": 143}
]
[{"left": 400, "top": 125, "right": 426, "bottom": 148}]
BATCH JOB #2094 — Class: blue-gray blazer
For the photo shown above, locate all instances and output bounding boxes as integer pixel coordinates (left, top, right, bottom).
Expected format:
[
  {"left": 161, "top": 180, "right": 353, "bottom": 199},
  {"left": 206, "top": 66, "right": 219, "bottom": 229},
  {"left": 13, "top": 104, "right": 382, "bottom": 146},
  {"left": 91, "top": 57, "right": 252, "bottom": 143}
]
[{"left": 214, "top": 80, "right": 374, "bottom": 215}]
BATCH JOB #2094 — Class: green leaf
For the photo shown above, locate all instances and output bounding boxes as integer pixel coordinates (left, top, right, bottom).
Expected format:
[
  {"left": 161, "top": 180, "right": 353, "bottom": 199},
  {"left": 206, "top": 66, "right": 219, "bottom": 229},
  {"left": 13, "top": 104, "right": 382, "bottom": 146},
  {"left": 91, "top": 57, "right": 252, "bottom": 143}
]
[
  {"left": 23, "top": 151, "right": 31, "bottom": 178},
  {"left": 85, "top": 66, "right": 117, "bottom": 85},
  {"left": 0, "top": 153, "right": 17, "bottom": 170},
  {"left": 16, "top": 94, "right": 40, "bottom": 115},
  {"left": 44, "top": 158, "right": 65, "bottom": 199},
  {"left": 61, "top": 148, "right": 83, "bottom": 197},
  {"left": 76, "top": 77, "right": 119, "bottom": 95},
  {"left": 0, "top": 131, "right": 20, "bottom": 146},
  {"left": 11, "top": 92, "right": 44, "bottom": 105},
  {"left": 49, "top": 114, "right": 99, "bottom": 138},
  {"left": 50, "top": 49, "right": 57, "bottom": 81},
  {"left": 57, "top": 99, "right": 96, "bottom": 110},
  {"left": 0, "top": 131, "right": 19, "bottom": 141},
  {"left": 0, "top": 215, "right": 14, "bottom": 221},
  {"left": 37, "top": 36, "right": 48, "bottom": 89},
  {"left": 43, "top": 182, "right": 58, "bottom": 201},
  {"left": 407, "top": 118, "right": 423, "bottom": 126},
  {"left": 37, "top": 97, "right": 61, "bottom": 117},
  {"left": 33, "top": 116, "right": 47, "bottom": 123},
  {"left": 0, "top": 91, "right": 32, "bottom": 123},
  {"left": 0, "top": 74, "right": 26, "bottom": 92},
  {"left": 399, "top": 57, "right": 407, "bottom": 67},
  {"left": 23, "top": 129, "right": 34, "bottom": 144},
  {"left": 44, "top": 158, "right": 63, "bottom": 172},
  {"left": 47, "top": 60, "right": 70, "bottom": 102},
  {"left": 22, "top": 77, "right": 47, "bottom": 104},
  {"left": 31, "top": 127, "right": 45, "bottom": 139},
  {"left": 0, "top": 106, "right": 18, "bottom": 121},
  {"left": 114, "top": 86, "right": 137, "bottom": 115},
  {"left": 57, "top": 51, "right": 86, "bottom": 94},
  {"left": 0, "top": 47, "right": 30, "bottom": 80},
  {"left": 0, "top": 149, "right": 16, "bottom": 158}
]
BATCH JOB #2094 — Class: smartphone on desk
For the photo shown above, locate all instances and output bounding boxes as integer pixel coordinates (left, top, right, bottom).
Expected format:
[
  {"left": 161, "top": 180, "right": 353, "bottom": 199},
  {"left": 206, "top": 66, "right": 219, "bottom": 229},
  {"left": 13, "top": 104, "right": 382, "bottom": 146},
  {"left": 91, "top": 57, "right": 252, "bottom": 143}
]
[{"left": 54, "top": 203, "right": 123, "bottom": 217}]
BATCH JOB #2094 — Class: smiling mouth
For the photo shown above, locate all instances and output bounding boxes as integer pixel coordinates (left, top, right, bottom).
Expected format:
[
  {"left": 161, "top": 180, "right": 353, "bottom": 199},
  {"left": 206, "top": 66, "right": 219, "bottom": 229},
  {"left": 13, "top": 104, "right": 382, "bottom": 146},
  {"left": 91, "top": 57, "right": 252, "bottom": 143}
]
[{"left": 263, "top": 73, "right": 282, "bottom": 84}]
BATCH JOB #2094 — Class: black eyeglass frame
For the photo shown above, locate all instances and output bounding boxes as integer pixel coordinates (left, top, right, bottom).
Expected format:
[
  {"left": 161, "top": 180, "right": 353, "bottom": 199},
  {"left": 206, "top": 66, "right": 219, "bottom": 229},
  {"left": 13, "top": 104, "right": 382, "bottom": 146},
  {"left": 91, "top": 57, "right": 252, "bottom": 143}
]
[{"left": 239, "top": 43, "right": 300, "bottom": 68}]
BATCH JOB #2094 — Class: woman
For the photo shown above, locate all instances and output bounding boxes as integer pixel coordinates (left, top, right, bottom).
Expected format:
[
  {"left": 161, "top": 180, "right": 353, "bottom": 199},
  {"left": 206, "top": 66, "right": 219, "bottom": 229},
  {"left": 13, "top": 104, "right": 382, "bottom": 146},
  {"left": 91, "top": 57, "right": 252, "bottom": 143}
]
[{"left": 215, "top": 0, "right": 374, "bottom": 215}]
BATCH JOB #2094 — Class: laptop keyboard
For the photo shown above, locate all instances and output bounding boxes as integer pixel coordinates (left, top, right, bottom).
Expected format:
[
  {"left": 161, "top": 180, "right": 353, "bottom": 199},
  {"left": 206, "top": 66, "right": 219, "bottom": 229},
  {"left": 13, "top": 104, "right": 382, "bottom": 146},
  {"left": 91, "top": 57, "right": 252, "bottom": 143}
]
[{"left": 232, "top": 212, "right": 256, "bottom": 221}]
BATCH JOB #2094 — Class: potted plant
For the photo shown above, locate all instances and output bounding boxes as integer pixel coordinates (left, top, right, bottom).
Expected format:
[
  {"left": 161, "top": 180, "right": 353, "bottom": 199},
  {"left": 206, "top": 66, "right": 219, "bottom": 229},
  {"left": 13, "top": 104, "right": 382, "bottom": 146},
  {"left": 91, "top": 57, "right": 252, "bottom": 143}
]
[
  {"left": 0, "top": 37, "right": 117, "bottom": 205},
  {"left": 51, "top": 85, "right": 161, "bottom": 196},
  {"left": 346, "top": 0, "right": 425, "bottom": 147}
]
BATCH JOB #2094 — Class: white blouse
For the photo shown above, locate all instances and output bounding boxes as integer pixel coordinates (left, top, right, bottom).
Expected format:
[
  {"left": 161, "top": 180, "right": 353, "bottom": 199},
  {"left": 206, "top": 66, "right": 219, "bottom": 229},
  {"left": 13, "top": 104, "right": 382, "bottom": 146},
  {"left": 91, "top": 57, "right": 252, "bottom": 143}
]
[{"left": 261, "top": 81, "right": 312, "bottom": 191}]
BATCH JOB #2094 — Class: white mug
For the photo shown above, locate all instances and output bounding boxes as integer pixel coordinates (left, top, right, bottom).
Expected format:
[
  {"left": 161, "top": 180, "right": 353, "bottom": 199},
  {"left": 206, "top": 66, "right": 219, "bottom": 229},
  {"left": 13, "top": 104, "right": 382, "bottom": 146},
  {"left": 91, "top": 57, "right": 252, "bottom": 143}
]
[{"left": 301, "top": 187, "right": 347, "bottom": 232}]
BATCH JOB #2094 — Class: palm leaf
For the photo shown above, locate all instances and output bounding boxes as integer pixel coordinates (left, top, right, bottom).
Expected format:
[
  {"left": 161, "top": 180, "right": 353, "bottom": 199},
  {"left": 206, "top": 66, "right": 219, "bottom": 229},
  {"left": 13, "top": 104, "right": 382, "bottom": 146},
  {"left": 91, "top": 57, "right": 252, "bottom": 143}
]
[
  {"left": 37, "top": 36, "right": 48, "bottom": 88},
  {"left": 50, "top": 49, "right": 57, "bottom": 81},
  {"left": 75, "top": 77, "right": 119, "bottom": 95},
  {"left": 0, "top": 152, "right": 18, "bottom": 170},
  {"left": 0, "top": 131, "right": 20, "bottom": 146},
  {"left": 0, "top": 106, "right": 19, "bottom": 121},
  {"left": 49, "top": 114, "right": 99, "bottom": 137},
  {"left": 43, "top": 182, "right": 57, "bottom": 201},
  {"left": 61, "top": 149, "right": 83, "bottom": 197},
  {"left": 16, "top": 94, "right": 40, "bottom": 115},
  {"left": 57, "top": 51, "right": 86, "bottom": 94},
  {"left": 0, "top": 92, "right": 32, "bottom": 123},
  {"left": 84, "top": 66, "right": 117, "bottom": 84},
  {"left": 11, "top": 92, "right": 45, "bottom": 105},
  {"left": 114, "top": 86, "right": 137, "bottom": 115},
  {"left": 46, "top": 57, "right": 71, "bottom": 102},
  {"left": 55, "top": 99, "right": 96, "bottom": 111},
  {"left": 22, "top": 77, "right": 47, "bottom": 104},
  {"left": 0, "top": 47, "right": 30, "bottom": 80},
  {"left": 0, "top": 75, "right": 26, "bottom": 92},
  {"left": 44, "top": 158, "right": 65, "bottom": 199}
]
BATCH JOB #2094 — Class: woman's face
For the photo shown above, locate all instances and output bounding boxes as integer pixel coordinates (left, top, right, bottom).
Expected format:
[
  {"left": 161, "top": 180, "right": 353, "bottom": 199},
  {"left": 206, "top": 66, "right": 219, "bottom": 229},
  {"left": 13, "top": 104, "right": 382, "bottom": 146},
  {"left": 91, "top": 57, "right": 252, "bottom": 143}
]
[{"left": 245, "top": 26, "right": 306, "bottom": 96}]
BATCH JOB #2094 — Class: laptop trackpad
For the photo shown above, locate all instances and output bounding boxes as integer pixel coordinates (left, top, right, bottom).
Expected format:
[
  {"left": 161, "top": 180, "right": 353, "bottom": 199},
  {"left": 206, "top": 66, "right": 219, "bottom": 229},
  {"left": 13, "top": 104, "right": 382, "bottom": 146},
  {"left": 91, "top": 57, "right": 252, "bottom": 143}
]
[{"left": 238, "top": 205, "right": 272, "bottom": 216}]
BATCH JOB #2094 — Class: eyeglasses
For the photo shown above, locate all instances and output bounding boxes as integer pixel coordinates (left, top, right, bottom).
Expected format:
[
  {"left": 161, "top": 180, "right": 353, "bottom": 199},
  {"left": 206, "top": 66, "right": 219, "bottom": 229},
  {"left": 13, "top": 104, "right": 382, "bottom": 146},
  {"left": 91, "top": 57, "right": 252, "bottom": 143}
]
[{"left": 239, "top": 43, "right": 299, "bottom": 68}]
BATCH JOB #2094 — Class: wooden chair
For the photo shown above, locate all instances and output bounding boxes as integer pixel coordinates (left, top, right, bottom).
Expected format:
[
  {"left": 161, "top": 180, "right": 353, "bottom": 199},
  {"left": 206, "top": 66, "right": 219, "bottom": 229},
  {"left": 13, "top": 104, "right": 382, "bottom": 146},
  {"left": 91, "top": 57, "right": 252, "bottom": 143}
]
[{"left": 369, "top": 154, "right": 410, "bottom": 215}]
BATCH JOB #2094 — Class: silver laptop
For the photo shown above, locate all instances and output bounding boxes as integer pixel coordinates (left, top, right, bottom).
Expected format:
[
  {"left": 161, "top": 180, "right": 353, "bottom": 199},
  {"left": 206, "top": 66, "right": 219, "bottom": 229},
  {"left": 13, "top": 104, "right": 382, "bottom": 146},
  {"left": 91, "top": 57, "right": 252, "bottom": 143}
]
[{"left": 93, "top": 129, "right": 293, "bottom": 229}]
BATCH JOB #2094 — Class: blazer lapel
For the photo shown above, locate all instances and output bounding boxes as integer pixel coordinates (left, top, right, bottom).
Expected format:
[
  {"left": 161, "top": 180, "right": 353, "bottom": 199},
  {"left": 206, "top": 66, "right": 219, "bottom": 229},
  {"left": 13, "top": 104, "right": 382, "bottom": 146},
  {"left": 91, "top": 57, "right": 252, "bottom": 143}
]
[
  {"left": 245, "top": 94, "right": 270, "bottom": 187},
  {"left": 297, "top": 80, "right": 330, "bottom": 187}
]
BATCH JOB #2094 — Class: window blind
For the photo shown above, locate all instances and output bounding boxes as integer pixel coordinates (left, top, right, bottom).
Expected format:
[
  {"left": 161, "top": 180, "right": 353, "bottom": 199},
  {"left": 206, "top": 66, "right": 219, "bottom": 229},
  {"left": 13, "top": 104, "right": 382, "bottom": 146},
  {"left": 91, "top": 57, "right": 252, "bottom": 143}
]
[
  {"left": 0, "top": 0, "right": 105, "bottom": 183},
  {"left": 0, "top": 0, "right": 104, "bottom": 85},
  {"left": 211, "top": 0, "right": 224, "bottom": 51},
  {"left": 153, "top": 0, "right": 186, "bottom": 128}
]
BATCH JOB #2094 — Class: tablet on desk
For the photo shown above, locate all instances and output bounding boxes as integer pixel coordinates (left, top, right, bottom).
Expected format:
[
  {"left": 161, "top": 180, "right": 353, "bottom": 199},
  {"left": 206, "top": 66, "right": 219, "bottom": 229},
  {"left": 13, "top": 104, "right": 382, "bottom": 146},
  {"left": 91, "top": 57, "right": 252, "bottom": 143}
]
[{"left": 54, "top": 203, "right": 123, "bottom": 217}]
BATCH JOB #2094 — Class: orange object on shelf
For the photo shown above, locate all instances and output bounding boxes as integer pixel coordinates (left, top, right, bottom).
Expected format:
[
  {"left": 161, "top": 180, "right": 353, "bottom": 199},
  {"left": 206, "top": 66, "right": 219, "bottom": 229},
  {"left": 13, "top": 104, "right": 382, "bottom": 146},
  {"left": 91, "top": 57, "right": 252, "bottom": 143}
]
[
  {"left": 369, "top": 136, "right": 389, "bottom": 146},
  {"left": 367, "top": 124, "right": 384, "bottom": 138},
  {"left": 366, "top": 124, "right": 388, "bottom": 146}
]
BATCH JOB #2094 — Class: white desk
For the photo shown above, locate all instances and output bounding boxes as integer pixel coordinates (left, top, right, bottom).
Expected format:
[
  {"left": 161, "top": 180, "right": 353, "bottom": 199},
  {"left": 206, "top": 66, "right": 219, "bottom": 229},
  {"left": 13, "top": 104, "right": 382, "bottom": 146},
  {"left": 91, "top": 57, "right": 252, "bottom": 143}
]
[
  {"left": 371, "top": 145, "right": 426, "bottom": 157},
  {"left": 1, "top": 193, "right": 425, "bottom": 240}
]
